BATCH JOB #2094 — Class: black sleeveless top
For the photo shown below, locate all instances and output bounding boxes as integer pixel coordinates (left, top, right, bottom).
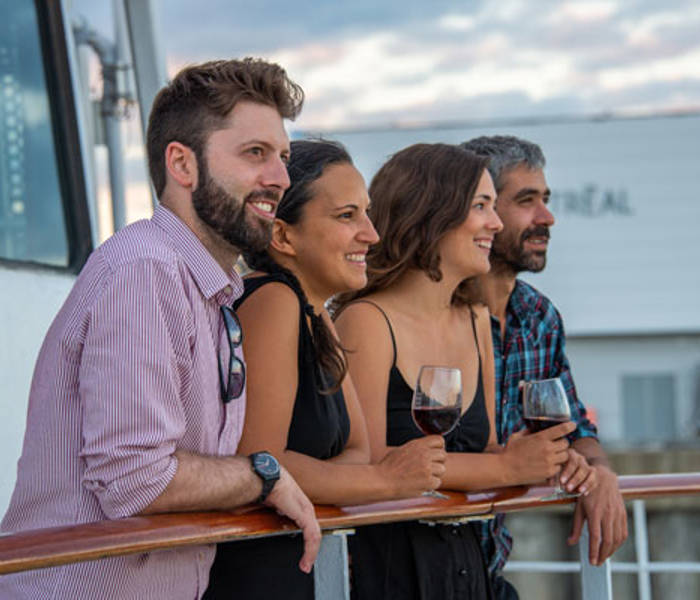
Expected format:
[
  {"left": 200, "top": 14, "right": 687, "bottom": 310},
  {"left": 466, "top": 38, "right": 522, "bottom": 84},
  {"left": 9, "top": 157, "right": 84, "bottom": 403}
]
[
  {"left": 378, "top": 305, "right": 490, "bottom": 453},
  {"left": 204, "top": 272, "right": 350, "bottom": 600},
  {"left": 235, "top": 273, "right": 350, "bottom": 458},
  {"left": 348, "top": 301, "right": 493, "bottom": 600}
]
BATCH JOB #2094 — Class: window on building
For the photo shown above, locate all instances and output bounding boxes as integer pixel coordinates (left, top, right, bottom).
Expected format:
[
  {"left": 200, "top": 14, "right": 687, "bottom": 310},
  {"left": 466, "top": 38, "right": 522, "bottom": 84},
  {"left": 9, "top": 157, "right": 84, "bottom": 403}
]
[
  {"left": 622, "top": 373, "right": 678, "bottom": 443},
  {"left": 0, "top": 1, "right": 91, "bottom": 269}
]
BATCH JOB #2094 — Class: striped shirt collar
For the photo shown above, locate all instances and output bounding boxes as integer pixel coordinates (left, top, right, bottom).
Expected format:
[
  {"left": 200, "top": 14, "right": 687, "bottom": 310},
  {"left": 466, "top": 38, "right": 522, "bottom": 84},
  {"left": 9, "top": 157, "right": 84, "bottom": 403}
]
[{"left": 151, "top": 204, "right": 243, "bottom": 305}]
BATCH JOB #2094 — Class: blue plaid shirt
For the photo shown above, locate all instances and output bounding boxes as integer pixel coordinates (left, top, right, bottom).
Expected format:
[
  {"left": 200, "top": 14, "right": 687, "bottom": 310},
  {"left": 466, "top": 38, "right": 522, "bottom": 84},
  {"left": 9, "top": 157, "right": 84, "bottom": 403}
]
[{"left": 478, "top": 279, "right": 598, "bottom": 575}]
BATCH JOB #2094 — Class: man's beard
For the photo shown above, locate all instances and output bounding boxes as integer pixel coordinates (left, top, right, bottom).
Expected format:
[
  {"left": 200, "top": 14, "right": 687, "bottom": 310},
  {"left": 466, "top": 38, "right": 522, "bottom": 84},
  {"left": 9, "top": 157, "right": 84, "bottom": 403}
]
[
  {"left": 192, "top": 161, "right": 278, "bottom": 254},
  {"left": 491, "top": 225, "right": 550, "bottom": 274}
]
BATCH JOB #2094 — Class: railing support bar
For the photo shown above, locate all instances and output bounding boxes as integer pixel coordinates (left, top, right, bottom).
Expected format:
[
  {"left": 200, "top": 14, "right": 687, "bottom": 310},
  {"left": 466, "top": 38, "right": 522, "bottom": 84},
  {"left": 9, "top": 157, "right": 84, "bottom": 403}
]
[
  {"left": 579, "top": 523, "right": 613, "bottom": 600},
  {"left": 314, "top": 528, "right": 354, "bottom": 600},
  {"left": 633, "top": 499, "right": 652, "bottom": 600}
]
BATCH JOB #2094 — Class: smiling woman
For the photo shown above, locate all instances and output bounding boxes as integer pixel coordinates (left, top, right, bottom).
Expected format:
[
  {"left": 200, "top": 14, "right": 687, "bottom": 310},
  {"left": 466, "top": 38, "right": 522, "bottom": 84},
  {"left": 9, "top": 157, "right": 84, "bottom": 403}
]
[
  {"left": 242, "top": 139, "right": 378, "bottom": 389},
  {"left": 202, "top": 139, "right": 448, "bottom": 600},
  {"left": 281, "top": 161, "right": 376, "bottom": 300},
  {"left": 332, "top": 144, "right": 503, "bottom": 600},
  {"left": 331, "top": 143, "right": 585, "bottom": 600}
]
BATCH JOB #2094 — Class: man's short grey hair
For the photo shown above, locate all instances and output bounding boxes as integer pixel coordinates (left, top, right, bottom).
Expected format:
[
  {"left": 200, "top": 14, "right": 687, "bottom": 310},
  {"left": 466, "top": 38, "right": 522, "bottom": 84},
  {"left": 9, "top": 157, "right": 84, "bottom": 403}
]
[{"left": 460, "top": 135, "right": 545, "bottom": 192}]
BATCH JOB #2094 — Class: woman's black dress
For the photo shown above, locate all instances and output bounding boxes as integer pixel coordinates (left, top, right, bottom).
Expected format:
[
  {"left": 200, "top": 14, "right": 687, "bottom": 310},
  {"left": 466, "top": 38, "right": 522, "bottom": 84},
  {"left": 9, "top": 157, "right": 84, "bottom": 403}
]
[
  {"left": 203, "top": 273, "right": 350, "bottom": 600},
  {"left": 348, "top": 301, "right": 493, "bottom": 600}
]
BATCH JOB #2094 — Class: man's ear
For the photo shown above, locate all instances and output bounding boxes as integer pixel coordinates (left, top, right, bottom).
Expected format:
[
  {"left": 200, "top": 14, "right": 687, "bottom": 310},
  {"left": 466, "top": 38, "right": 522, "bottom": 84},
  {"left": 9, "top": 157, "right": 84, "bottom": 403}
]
[
  {"left": 269, "top": 220, "right": 297, "bottom": 257},
  {"left": 165, "top": 141, "right": 198, "bottom": 190}
]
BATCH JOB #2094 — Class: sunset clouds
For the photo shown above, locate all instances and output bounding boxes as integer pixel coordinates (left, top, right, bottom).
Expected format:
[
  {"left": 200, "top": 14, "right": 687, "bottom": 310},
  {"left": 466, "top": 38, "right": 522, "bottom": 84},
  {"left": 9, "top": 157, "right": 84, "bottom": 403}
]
[{"left": 76, "top": 0, "right": 700, "bottom": 130}]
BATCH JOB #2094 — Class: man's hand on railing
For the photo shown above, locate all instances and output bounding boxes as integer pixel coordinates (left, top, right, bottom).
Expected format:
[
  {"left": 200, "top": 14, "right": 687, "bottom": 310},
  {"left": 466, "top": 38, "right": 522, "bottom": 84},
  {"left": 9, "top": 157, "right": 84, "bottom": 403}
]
[
  {"left": 567, "top": 464, "right": 628, "bottom": 566},
  {"left": 559, "top": 449, "right": 598, "bottom": 496},
  {"left": 264, "top": 466, "right": 321, "bottom": 574}
]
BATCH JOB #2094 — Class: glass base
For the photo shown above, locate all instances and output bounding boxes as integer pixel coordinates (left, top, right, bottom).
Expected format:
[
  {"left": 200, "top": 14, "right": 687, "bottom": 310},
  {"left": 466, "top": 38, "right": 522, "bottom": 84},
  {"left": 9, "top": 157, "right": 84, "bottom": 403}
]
[
  {"left": 422, "top": 490, "right": 449, "bottom": 499},
  {"left": 540, "top": 487, "right": 581, "bottom": 501}
]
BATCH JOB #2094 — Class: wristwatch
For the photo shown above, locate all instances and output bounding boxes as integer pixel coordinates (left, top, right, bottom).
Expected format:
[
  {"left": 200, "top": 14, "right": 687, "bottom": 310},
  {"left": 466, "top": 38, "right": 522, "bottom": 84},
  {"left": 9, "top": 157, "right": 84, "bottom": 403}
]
[{"left": 249, "top": 451, "right": 280, "bottom": 503}]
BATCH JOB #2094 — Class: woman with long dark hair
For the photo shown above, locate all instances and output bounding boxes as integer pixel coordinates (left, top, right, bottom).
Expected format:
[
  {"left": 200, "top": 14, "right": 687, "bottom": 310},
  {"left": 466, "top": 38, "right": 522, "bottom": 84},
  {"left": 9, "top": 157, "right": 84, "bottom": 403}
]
[
  {"left": 334, "top": 143, "right": 594, "bottom": 600},
  {"left": 204, "top": 140, "right": 447, "bottom": 600}
]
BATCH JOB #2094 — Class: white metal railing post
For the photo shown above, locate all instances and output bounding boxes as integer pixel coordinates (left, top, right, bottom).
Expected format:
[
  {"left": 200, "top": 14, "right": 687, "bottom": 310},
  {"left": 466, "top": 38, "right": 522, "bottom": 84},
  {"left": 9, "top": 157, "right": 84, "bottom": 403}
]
[
  {"left": 314, "top": 529, "right": 354, "bottom": 600},
  {"left": 633, "top": 499, "right": 652, "bottom": 600},
  {"left": 579, "top": 523, "right": 613, "bottom": 600}
]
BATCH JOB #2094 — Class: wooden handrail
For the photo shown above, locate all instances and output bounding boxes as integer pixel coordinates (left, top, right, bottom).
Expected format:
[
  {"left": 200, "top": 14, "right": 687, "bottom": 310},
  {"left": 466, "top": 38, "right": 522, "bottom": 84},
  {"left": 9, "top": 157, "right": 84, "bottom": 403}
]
[{"left": 1, "top": 472, "right": 699, "bottom": 576}]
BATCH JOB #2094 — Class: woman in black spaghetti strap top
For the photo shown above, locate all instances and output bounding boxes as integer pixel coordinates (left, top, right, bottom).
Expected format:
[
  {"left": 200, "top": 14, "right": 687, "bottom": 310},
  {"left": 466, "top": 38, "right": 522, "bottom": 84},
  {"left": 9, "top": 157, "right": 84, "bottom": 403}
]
[
  {"left": 204, "top": 140, "right": 447, "bottom": 600},
  {"left": 334, "top": 143, "right": 510, "bottom": 600}
]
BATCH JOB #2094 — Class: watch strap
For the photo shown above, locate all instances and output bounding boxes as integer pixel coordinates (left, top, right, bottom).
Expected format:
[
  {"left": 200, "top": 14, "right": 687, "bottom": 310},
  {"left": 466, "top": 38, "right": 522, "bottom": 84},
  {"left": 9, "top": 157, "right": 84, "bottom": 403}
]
[{"left": 249, "top": 452, "right": 280, "bottom": 503}]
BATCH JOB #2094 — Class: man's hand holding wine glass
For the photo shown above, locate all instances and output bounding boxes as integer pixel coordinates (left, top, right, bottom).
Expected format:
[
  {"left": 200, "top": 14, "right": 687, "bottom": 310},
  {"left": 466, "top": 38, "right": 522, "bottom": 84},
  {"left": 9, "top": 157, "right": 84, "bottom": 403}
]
[{"left": 498, "top": 421, "right": 575, "bottom": 485}]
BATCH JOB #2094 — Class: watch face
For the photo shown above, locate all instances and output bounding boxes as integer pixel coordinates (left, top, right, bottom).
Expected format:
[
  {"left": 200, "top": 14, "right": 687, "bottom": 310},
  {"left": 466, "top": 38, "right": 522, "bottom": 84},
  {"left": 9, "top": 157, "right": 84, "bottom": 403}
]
[{"left": 253, "top": 452, "right": 280, "bottom": 478}]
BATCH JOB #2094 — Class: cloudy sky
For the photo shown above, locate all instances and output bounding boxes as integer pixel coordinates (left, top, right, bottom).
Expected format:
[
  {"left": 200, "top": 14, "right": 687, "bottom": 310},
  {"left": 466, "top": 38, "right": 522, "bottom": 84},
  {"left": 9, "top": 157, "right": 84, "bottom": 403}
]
[
  {"left": 154, "top": 0, "right": 700, "bottom": 131},
  {"left": 72, "top": 0, "right": 700, "bottom": 132}
]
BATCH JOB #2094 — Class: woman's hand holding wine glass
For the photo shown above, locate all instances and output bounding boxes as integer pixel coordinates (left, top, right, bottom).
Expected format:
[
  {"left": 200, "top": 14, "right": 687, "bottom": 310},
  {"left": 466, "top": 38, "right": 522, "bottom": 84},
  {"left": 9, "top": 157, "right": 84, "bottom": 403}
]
[
  {"left": 376, "top": 436, "right": 447, "bottom": 499},
  {"left": 410, "top": 366, "right": 462, "bottom": 499}
]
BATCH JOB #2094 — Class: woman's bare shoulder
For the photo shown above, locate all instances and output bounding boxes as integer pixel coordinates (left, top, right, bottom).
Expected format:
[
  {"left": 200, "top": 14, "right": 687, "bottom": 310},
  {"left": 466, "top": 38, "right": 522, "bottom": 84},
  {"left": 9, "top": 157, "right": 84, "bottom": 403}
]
[
  {"left": 334, "top": 294, "right": 389, "bottom": 324},
  {"left": 236, "top": 280, "right": 301, "bottom": 343},
  {"left": 334, "top": 295, "right": 395, "bottom": 349},
  {"left": 238, "top": 278, "right": 298, "bottom": 312}
]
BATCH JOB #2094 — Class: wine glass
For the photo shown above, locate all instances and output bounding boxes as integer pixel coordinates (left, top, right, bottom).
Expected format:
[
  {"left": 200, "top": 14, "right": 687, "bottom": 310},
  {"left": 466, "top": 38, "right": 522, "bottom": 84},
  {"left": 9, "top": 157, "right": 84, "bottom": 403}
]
[
  {"left": 411, "top": 365, "right": 462, "bottom": 499},
  {"left": 521, "top": 377, "right": 577, "bottom": 500}
]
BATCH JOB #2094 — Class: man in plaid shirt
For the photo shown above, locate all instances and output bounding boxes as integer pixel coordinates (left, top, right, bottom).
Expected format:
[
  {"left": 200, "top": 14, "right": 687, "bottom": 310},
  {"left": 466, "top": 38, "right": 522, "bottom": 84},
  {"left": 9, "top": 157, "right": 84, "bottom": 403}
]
[{"left": 461, "top": 136, "right": 628, "bottom": 600}]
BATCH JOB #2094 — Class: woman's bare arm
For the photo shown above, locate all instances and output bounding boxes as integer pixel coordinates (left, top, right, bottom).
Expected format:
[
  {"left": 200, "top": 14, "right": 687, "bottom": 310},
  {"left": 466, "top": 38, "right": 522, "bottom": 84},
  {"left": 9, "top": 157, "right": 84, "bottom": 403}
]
[{"left": 236, "top": 285, "right": 442, "bottom": 505}]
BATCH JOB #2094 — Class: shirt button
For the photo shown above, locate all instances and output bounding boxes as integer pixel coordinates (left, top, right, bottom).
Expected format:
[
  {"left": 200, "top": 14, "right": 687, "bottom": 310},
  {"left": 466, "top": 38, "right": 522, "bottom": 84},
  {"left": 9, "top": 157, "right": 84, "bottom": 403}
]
[
  {"left": 451, "top": 529, "right": 459, "bottom": 535},
  {"left": 224, "top": 286, "right": 233, "bottom": 295},
  {"left": 459, "top": 568, "right": 468, "bottom": 576}
]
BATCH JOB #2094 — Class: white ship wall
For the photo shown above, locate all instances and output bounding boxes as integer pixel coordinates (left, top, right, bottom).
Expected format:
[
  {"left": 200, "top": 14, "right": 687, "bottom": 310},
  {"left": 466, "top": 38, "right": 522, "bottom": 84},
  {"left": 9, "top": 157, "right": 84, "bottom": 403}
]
[
  {"left": 0, "top": 266, "right": 75, "bottom": 517},
  {"left": 326, "top": 113, "right": 700, "bottom": 446}
]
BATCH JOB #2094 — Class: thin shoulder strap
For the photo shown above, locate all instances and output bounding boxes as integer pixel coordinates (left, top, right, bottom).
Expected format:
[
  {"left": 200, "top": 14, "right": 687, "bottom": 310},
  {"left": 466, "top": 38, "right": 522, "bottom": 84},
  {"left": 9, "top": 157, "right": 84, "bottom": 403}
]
[
  {"left": 348, "top": 300, "right": 397, "bottom": 367},
  {"left": 469, "top": 308, "right": 482, "bottom": 356}
]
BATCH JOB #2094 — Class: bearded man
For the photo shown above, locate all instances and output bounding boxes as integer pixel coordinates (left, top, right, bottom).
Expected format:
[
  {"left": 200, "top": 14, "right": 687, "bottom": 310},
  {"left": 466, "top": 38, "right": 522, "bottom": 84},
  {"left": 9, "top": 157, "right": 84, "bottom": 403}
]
[
  {"left": 461, "top": 135, "right": 627, "bottom": 600},
  {"left": 0, "top": 59, "right": 320, "bottom": 599}
]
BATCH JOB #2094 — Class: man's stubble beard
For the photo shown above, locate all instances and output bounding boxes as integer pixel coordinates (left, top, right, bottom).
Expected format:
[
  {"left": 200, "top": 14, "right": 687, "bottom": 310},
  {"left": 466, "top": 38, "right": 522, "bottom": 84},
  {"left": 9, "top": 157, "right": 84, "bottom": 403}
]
[
  {"left": 191, "top": 158, "right": 278, "bottom": 255},
  {"left": 490, "top": 225, "right": 550, "bottom": 275}
]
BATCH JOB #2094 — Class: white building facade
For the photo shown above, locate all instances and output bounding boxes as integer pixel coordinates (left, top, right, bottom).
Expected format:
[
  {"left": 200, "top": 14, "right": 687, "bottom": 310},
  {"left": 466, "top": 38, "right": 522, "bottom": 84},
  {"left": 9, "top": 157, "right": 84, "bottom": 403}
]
[{"left": 319, "top": 112, "right": 700, "bottom": 447}]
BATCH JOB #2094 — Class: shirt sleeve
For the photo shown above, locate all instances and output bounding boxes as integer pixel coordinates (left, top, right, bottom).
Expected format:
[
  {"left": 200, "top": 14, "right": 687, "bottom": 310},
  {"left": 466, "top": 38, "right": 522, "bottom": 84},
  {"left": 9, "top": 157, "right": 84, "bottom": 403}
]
[
  {"left": 552, "top": 309, "right": 598, "bottom": 441},
  {"left": 78, "top": 256, "right": 195, "bottom": 519}
]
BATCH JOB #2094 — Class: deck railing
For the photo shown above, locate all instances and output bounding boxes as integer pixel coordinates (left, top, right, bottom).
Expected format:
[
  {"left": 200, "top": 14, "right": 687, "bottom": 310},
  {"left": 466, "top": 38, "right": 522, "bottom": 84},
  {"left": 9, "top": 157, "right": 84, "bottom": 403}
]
[
  {"left": 505, "top": 498, "right": 700, "bottom": 600},
  {"left": 1, "top": 473, "right": 699, "bottom": 599}
]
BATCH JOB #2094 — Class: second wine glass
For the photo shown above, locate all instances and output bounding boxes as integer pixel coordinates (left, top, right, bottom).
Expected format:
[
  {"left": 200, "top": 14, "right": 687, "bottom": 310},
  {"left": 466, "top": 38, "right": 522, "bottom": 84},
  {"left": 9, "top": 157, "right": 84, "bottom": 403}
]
[
  {"left": 411, "top": 365, "right": 462, "bottom": 499},
  {"left": 521, "top": 377, "right": 577, "bottom": 500}
]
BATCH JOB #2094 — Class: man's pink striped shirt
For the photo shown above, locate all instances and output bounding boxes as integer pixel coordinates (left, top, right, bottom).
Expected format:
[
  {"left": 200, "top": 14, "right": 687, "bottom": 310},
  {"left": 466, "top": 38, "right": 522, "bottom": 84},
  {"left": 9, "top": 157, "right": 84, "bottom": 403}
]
[{"left": 0, "top": 205, "right": 246, "bottom": 599}]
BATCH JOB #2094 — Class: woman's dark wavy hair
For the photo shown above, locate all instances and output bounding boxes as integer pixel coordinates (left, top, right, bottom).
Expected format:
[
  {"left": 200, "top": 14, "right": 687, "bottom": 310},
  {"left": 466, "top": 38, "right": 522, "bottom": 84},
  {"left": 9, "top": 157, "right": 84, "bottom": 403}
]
[
  {"left": 243, "top": 139, "right": 353, "bottom": 393},
  {"left": 336, "top": 143, "right": 488, "bottom": 309}
]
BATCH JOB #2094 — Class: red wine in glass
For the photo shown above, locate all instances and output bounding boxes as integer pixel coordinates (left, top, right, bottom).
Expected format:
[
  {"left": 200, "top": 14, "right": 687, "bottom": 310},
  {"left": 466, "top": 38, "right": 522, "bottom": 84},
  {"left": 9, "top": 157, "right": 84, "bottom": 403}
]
[
  {"left": 413, "top": 404, "right": 461, "bottom": 436},
  {"left": 524, "top": 415, "right": 569, "bottom": 434},
  {"left": 521, "top": 377, "right": 575, "bottom": 499},
  {"left": 411, "top": 366, "right": 462, "bottom": 499}
]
